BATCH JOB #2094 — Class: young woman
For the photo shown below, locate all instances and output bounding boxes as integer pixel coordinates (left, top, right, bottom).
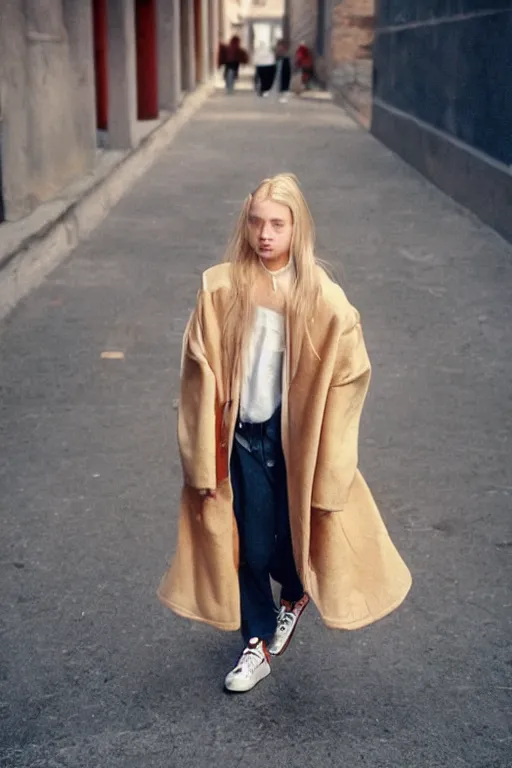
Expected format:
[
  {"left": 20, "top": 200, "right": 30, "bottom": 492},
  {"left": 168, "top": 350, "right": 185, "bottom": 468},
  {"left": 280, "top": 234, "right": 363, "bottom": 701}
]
[{"left": 158, "top": 174, "right": 412, "bottom": 693}]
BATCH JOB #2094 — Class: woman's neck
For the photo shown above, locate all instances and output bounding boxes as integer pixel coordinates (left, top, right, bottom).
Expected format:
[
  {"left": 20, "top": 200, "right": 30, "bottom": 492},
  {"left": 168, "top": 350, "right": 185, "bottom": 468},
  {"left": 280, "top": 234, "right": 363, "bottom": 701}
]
[
  {"left": 259, "top": 254, "right": 292, "bottom": 275},
  {"left": 255, "top": 257, "right": 296, "bottom": 301}
]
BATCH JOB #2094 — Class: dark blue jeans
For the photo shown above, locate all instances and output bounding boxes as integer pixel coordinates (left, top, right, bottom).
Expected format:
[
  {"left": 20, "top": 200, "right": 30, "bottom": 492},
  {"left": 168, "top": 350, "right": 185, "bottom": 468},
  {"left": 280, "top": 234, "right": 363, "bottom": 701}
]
[{"left": 230, "top": 408, "right": 304, "bottom": 643}]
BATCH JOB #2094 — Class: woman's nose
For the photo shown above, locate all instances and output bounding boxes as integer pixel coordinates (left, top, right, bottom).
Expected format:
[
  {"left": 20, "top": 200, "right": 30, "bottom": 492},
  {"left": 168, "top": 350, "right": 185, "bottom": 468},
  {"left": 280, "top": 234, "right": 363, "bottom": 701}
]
[{"left": 261, "top": 221, "right": 272, "bottom": 239}]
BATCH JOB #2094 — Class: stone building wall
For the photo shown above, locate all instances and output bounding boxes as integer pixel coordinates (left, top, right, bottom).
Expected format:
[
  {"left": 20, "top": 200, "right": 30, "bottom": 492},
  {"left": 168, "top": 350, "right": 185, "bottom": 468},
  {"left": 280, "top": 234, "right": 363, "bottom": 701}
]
[
  {"left": 287, "top": 0, "right": 317, "bottom": 49},
  {"left": 0, "top": 0, "right": 218, "bottom": 224},
  {"left": 285, "top": 0, "right": 375, "bottom": 109},
  {"left": 0, "top": 0, "right": 96, "bottom": 221},
  {"left": 372, "top": 1, "right": 512, "bottom": 242}
]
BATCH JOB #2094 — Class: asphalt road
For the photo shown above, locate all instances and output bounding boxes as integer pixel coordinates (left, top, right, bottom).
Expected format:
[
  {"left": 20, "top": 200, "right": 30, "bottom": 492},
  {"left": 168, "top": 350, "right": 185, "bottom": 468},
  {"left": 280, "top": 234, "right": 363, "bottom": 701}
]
[{"left": 1, "top": 85, "right": 511, "bottom": 767}]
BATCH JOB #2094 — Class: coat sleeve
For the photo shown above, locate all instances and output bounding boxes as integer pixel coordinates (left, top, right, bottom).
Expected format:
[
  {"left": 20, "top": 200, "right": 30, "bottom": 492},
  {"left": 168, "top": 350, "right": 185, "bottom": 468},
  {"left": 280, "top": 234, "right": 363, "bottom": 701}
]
[
  {"left": 177, "top": 291, "right": 217, "bottom": 490},
  {"left": 311, "top": 315, "right": 371, "bottom": 513}
]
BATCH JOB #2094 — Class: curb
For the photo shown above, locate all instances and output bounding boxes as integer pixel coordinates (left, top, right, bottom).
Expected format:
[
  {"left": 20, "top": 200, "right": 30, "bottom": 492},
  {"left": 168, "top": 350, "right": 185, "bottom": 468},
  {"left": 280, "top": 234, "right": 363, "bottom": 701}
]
[
  {"left": 0, "top": 80, "right": 216, "bottom": 323},
  {"left": 330, "top": 88, "right": 371, "bottom": 131}
]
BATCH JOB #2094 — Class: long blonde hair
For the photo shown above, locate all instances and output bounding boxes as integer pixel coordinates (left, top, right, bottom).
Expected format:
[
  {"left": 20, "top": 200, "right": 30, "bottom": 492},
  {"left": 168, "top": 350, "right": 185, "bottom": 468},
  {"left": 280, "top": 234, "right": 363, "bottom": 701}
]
[{"left": 222, "top": 173, "right": 320, "bottom": 389}]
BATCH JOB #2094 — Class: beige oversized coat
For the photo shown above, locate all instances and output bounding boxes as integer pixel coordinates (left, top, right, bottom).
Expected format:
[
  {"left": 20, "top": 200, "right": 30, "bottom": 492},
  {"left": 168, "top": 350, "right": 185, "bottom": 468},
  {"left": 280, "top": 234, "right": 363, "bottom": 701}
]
[{"left": 158, "top": 263, "right": 412, "bottom": 630}]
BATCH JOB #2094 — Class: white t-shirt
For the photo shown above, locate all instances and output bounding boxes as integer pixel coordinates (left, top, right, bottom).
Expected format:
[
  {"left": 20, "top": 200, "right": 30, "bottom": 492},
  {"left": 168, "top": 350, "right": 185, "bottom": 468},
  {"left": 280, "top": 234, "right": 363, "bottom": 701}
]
[
  {"left": 253, "top": 45, "right": 276, "bottom": 67},
  {"left": 239, "top": 259, "right": 295, "bottom": 424},
  {"left": 239, "top": 306, "right": 285, "bottom": 424}
]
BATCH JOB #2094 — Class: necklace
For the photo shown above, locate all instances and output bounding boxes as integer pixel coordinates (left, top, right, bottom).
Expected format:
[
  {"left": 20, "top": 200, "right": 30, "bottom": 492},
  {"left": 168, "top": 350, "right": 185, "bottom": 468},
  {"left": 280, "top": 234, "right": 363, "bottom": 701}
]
[{"left": 258, "top": 257, "right": 295, "bottom": 292}]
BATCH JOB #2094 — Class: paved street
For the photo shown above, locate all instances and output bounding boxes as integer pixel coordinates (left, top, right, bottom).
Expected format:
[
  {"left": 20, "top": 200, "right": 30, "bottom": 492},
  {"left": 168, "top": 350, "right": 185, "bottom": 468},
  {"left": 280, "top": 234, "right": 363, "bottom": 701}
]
[{"left": 1, "top": 84, "right": 511, "bottom": 767}]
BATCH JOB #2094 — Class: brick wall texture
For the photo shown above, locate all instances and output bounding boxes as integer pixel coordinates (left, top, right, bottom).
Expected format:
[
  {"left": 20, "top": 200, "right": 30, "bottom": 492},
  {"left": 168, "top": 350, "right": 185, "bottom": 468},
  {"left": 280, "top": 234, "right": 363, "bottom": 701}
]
[
  {"left": 330, "top": 0, "right": 375, "bottom": 125},
  {"left": 331, "top": 0, "right": 374, "bottom": 65},
  {"left": 288, "top": 0, "right": 374, "bottom": 60},
  {"left": 286, "top": 0, "right": 375, "bottom": 124}
]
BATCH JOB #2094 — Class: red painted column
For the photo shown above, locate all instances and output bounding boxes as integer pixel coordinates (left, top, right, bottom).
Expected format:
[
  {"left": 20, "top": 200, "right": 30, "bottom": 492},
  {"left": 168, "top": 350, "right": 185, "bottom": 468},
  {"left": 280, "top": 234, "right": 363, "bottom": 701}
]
[
  {"left": 194, "top": 0, "right": 202, "bottom": 84},
  {"left": 135, "top": 0, "right": 159, "bottom": 119},
  {"left": 93, "top": 0, "right": 108, "bottom": 129}
]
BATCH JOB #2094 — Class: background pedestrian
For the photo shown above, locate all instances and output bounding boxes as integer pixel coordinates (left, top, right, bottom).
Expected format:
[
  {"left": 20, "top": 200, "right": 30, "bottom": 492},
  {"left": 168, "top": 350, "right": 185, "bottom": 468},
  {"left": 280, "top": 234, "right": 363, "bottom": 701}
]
[
  {"left": 295, "top": 41, "right": 314, "bottom": 90},
  {"left": 275, "top": 39, "right": 292, "bottom": 103},
  {"left": 253, "top": 39, "right": 276, "bottom": 97},
  {"left": 218, "top": 36, "right": 248, "bottom": 94}
]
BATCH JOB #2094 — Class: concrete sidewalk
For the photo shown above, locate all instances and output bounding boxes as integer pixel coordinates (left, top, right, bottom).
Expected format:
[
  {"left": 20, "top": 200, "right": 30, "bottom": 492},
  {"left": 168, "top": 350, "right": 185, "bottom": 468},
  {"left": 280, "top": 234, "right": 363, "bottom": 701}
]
[{"left": 1, "top": 88, "right": 511, "bottom": 768}]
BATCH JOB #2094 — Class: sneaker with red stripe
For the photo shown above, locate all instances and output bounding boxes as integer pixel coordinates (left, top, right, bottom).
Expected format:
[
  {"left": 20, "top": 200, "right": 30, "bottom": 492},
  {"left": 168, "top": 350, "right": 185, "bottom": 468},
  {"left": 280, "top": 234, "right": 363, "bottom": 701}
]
[
  {"left": 268, "top": 593, "right": 310, "bottom": 656},
  {"left": 224, "top": 638, "right": 271, "bottom": 693}
]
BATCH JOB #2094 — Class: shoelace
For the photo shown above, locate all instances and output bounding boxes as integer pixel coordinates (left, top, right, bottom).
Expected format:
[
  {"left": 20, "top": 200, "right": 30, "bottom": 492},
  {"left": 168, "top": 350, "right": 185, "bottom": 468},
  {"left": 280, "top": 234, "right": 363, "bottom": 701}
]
[
  {"left": 238, "top": 648, "right": 264, "bottom": 675},
  {"left": 276, "top": 606, "right": 294, "bottom": 632}
]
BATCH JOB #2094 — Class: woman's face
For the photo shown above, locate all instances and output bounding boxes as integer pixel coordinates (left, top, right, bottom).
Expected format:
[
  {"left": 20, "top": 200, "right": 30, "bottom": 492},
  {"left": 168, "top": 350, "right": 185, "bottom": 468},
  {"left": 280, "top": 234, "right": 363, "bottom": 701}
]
[{"left": 247, "top": 198, "right": 293, "bottom": 271}]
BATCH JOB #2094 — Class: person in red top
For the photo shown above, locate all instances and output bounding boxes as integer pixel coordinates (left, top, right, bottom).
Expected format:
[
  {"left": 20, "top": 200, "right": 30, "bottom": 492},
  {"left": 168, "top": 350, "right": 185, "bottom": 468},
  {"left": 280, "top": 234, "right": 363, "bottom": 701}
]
[{"left": 295, "top": 42, "right": 314, "bottom": 88}]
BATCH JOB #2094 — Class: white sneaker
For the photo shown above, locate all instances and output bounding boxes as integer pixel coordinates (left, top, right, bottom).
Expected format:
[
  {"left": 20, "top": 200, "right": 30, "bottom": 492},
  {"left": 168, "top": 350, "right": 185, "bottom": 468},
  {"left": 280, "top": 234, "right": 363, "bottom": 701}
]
[
  {"left": 224, "top": 638, "right": 271, "bottom": 693},
  {"left": 268, "top": 594, "right": 310, "bottom": 656}
]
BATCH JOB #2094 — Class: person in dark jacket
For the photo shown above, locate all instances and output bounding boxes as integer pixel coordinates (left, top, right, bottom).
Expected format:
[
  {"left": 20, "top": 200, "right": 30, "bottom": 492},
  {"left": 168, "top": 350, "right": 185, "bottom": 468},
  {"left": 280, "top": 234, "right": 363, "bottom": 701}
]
[{"left": 218, "top": 36, "right": 249, "bottom": 94}]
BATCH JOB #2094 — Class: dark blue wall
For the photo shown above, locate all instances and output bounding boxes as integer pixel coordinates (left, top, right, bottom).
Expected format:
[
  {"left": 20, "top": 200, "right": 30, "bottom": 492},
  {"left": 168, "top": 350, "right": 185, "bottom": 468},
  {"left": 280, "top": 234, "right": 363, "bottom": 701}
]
[{"left": 373, "top": 2, "right": 512, "bottom": 165}]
